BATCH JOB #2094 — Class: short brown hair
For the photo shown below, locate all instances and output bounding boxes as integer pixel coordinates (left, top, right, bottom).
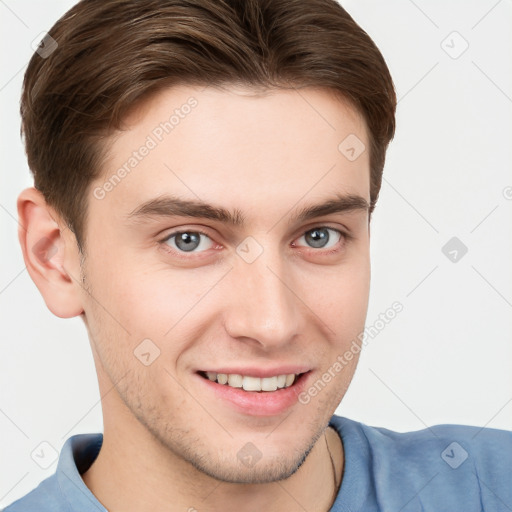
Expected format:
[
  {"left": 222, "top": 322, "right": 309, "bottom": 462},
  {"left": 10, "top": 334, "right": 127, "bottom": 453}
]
[{"left": 21, "top": 0, "right": 396, "bottom": 252}]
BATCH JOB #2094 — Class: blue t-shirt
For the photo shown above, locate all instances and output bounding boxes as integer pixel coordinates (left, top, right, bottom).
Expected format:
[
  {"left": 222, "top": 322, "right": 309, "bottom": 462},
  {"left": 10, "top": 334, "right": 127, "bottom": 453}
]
[{"left": 3, "top": 415, "right": 511, "bottom": 511}]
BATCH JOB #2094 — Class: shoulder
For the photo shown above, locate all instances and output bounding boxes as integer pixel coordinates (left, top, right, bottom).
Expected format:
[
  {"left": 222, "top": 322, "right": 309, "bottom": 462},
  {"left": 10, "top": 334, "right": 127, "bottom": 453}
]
[
  {"left": 330, "top": 415, "right": 512, "bottom": 511},
  {"left": 331, "top": 414, "right": 512, "bottom": 462},
  {"left": 2, "top": 474, "right": 67, "bottom": 512},
  {"left": 3, "top": 433, "right": 103, "bottom": 512}
]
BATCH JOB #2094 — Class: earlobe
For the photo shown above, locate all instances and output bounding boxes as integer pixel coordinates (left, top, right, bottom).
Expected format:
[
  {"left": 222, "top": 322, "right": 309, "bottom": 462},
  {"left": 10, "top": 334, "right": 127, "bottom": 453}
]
[{"left": 17, "top": 187, "right": 85, "bottom": 318}]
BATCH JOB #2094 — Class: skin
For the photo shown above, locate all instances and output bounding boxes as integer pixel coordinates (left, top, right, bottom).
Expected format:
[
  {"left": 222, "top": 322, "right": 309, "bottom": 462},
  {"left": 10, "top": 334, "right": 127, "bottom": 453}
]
[{"left": 18, "top": 85, "right": 371, "bottom": 511}]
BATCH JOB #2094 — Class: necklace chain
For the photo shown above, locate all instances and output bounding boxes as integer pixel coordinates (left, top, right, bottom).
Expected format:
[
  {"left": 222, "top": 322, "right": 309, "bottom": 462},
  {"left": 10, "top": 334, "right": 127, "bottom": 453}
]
[{"left": 325, "top": 428, "right": 339, "bottom": 509}]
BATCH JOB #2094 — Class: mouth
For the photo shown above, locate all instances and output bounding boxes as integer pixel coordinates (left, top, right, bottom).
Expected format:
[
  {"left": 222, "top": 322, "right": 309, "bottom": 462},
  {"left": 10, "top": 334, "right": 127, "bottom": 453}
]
[
  {"left": 198, "top": 370, "right": 306, "bottom": 392},
  {"left": 195, "top": 366, "right": 312, "bottom": 416}
]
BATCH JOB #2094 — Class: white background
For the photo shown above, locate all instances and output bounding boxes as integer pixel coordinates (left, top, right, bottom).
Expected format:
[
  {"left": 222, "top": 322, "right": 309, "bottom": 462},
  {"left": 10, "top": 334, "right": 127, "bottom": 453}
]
[{"left": 1, "top": 0, "right": 511, "bottom": 507}]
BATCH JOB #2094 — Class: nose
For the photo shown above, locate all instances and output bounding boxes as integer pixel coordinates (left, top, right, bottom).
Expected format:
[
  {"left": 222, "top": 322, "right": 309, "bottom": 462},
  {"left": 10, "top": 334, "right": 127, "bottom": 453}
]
[{"left": 222, "top": 247, "right": 301, "bottom": 350}]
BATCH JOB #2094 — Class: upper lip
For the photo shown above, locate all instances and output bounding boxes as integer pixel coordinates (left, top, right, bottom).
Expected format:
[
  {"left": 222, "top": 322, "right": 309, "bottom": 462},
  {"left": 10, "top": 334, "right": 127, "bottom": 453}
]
[{"left": 198, "top": 366, "right": 311, "bottom": 378}]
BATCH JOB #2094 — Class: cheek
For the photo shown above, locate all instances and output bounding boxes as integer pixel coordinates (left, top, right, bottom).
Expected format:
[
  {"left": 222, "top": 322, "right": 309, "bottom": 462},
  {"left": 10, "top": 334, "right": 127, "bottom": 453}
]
[
  {"left": 83, "top": 232, "right": 370, "bottom": 356},
  {"left": 111, "top": 266, "right": 222, "bottom": 338},
  {"left": 306, "top": 256, "right": 370, "bottom": 333},
  {"left": 339, "top": 265, "right": 370, "bottom": 322},
  {"left": 83, "top": 254, "right": 228, "bottom": 374},
  {"left": 82, "top": 247, "right": 178, "bottom": 333}
]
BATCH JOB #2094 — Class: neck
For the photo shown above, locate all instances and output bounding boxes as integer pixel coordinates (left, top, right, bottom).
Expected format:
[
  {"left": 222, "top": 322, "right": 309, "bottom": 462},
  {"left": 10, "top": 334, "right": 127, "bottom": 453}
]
[{"left": 82, "top": 411, "right": 343, "bottom": 512}]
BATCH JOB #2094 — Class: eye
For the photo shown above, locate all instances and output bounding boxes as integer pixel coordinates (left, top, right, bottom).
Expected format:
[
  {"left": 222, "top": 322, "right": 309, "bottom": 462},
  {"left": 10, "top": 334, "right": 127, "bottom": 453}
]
[
  {"left": 162, "top": 230, "right": 215, "bottom": 253},
  {"left": 294, "top": 227, "right": 343, "bottom": 250}
]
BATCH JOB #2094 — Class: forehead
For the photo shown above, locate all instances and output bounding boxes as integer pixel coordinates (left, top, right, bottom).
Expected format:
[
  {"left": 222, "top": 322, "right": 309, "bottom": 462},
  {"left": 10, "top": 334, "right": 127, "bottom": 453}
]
[{"left": 92, "top": 85, "right": 370, "bottom": 225}]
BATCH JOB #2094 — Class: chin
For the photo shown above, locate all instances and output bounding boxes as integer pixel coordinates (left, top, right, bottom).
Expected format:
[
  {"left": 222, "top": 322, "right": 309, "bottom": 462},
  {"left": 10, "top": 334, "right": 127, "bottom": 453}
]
[
  {"left": 189, "top": 447, "right": 312, "bottom": 484},
  {"left": 164, "top": 421, "right": 324, "bottom": 485}
]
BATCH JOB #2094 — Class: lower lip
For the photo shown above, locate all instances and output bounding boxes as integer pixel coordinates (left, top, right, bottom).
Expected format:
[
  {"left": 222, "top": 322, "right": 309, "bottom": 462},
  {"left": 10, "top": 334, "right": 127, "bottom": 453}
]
[{"left": 196, "top": 373, "right": 310, "bottom": 416}]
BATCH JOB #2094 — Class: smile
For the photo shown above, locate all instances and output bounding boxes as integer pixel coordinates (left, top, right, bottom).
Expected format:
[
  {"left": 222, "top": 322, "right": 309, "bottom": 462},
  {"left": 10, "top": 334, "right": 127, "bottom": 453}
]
[{"left": 199, "top": 371, "right": 301, "bottom": 392}]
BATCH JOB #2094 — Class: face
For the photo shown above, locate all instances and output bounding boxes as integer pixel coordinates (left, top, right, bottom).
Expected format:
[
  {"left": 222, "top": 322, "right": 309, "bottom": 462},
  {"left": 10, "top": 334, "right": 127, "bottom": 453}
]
[{"left": 79, "top": 85, "right": 371, "bottom": 483}]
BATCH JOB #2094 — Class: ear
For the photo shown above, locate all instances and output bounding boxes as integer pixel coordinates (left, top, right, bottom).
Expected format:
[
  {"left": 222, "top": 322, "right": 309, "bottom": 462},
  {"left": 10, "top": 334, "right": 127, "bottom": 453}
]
[{"left": 17, "top": 187, "right": 84, "bottom": 318}]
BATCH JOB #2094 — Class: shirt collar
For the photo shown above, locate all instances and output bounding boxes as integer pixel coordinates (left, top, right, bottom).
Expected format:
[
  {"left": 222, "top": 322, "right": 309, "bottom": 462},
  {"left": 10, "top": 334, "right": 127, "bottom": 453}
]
[
  {"left": 56, "top": 433, "right": 106, "bottom": 512},
  {"left": 56, "top": 418, "right": 363, "bottom": 512}
]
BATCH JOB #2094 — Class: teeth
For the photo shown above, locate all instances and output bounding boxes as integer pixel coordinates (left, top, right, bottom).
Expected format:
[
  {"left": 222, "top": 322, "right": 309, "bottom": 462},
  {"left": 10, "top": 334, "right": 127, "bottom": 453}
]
[
  {"left": 276, "top": 375, "right": 286, "bottom": 388},
  {"left": 261, "top": 377, "right": 277, "bottom": 391},
  {"left": 227, "top": 374, "right": 243, "bottom": 388},
  {"left": 204, "top": 372, "right": 298, "bottom": 391},
  {"left": 242, "top": 376, "right": 261, "bottom": 391},
  {"left": 285, "top": 374, "right": 295, "bottom": 387}
]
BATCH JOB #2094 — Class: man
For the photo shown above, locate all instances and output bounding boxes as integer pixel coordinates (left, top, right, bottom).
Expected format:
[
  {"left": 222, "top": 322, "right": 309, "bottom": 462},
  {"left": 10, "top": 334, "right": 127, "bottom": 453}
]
[{"left": 4, "top": 0, "right": 511, "bottom": 511}]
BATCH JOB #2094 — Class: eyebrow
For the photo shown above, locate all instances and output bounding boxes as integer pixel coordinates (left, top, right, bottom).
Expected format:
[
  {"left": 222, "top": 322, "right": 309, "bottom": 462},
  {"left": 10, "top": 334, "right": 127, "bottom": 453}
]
[{"left": 126, "top": 193, "right": 370, "bottom": 227}]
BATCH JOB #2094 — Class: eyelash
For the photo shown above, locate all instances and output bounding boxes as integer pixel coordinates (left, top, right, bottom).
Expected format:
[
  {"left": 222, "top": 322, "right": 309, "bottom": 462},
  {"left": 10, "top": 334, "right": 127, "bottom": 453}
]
[{"left": 159, "top": 226, "right": 352, "bottom": 259}]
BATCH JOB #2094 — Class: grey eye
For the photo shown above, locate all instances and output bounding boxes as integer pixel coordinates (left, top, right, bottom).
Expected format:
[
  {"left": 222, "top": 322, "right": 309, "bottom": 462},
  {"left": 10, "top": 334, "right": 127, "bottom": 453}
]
[
  {"left": 298, "top": 228, "right": 341, "bottom": 249},
  {"left": 164, "top": 231, "right": 214, "bottom": 253}
]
